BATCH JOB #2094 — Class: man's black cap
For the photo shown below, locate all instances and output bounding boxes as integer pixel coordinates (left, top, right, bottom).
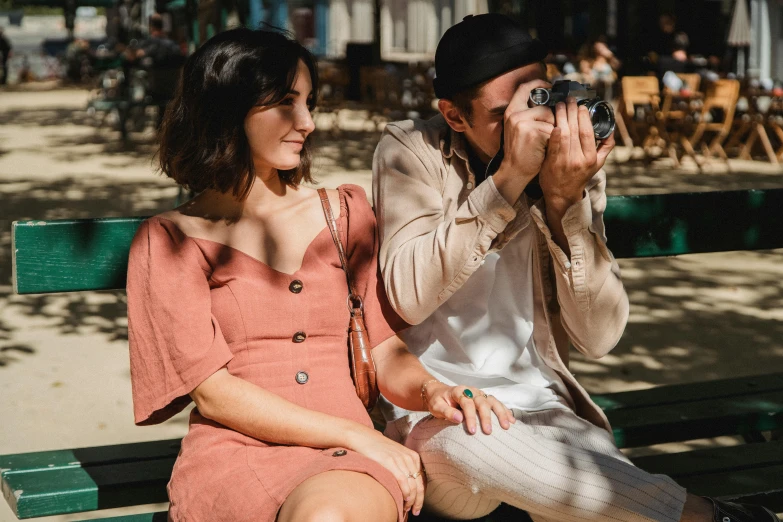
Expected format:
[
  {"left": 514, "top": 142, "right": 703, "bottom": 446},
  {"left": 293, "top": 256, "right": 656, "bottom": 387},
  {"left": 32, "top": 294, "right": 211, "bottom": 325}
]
[{"left": 433, "top": 13, "right": 547, "bottom": 99}]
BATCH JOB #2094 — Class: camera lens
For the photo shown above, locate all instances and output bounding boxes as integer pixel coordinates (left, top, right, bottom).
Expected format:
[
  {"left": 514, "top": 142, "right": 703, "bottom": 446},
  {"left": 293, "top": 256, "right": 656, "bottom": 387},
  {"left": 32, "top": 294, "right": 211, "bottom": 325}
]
[{"left": 586, "top": 100, "right": 616, "bottom": 140}]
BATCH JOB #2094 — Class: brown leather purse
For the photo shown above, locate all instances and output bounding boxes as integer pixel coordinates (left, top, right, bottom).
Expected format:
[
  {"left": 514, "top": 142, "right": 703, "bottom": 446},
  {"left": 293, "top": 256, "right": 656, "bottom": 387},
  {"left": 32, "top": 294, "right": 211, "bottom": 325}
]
[{"left": 318, "top": 189, "right": 379, "bottom": 411}]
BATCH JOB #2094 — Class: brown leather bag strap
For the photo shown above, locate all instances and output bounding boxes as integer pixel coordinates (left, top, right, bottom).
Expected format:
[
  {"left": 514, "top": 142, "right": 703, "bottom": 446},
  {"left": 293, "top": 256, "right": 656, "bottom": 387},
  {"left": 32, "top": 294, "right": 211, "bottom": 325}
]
[{"left": 318, "top": 188, "right": 359, "bottom": 302}]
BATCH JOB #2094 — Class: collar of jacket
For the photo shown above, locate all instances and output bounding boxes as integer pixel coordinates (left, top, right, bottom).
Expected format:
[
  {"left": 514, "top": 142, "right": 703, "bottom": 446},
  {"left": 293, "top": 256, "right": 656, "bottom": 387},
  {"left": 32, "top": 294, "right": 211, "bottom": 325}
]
[{"left": 438, "top": 122, "right": 471, "bottom": 163}]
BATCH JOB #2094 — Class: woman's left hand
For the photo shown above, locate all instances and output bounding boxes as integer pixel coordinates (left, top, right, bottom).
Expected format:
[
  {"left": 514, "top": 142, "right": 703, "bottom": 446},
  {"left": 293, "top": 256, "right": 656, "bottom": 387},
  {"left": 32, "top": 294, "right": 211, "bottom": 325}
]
[{"left": 424, "top": 383, "right": 516, "bottom": 435}]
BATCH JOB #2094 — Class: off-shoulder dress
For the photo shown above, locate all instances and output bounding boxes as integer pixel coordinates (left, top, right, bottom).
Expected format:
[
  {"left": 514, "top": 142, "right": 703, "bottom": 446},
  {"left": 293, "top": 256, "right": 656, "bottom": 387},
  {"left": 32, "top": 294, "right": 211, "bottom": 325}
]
[{"left": 127, "top": 185, "right": 407, "bottom": 521}]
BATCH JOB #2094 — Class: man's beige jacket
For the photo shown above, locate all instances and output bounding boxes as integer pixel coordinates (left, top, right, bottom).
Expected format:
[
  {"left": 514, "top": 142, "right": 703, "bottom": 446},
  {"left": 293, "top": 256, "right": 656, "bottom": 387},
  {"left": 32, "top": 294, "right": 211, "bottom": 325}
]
[{"left": 372, "top": 115, "right": 629, "bottom": 432}]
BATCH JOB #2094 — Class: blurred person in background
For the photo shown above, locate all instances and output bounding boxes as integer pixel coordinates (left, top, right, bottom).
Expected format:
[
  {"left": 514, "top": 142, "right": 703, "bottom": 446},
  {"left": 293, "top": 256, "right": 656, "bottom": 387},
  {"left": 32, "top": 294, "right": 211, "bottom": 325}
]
[
  {"left": 653, "top": 13, "right": 677, "bottom": 59},
  {"left": 136, "top": 13, "right": 185, "bottom": 126},
  {"left": 0, "top": 27, "right": 12, "bottom": 85},
  {"left": 589, "top": 37, "right": 621, "bottom": 100},
  {"left": 658, "top": 32, "right": 693, "bottom": 83},
  {"left": 137, "top": 13, "right": 182, "bottom": 68}
]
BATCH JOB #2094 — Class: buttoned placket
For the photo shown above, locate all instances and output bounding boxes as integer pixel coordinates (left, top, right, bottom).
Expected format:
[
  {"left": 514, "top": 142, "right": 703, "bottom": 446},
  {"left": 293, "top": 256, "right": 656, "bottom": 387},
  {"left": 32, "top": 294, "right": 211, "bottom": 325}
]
[{"left": 289, "top": 278, "right": 309, "bottom": 386}]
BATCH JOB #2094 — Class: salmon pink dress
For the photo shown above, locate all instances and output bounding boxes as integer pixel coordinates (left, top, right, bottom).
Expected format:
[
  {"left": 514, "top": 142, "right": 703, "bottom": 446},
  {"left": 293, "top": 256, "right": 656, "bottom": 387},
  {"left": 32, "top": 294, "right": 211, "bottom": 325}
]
[{"left": 127, "top": 185, "right": 407, "bottom": 522}]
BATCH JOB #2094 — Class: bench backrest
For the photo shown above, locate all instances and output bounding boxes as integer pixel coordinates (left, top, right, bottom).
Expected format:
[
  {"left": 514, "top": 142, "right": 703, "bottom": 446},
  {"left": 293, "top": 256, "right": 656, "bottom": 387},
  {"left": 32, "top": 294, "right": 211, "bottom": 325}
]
[{"left": 12, "top": 189, "right": 783, "bottom": 294}]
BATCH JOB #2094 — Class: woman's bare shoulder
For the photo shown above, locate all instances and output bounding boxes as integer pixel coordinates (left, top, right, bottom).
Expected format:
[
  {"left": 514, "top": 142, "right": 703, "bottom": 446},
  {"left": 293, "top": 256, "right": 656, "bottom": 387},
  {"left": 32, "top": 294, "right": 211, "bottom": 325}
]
[{"left": 154, "top": 193, "right": 235, "bottom": 239}]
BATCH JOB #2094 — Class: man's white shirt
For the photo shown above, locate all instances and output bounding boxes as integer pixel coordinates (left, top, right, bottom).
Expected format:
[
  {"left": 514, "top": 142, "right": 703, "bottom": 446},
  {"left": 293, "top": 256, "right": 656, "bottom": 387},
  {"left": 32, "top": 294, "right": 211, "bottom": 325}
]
[{"left": 380, "top": 206, "right": 574, "bottom": 423}]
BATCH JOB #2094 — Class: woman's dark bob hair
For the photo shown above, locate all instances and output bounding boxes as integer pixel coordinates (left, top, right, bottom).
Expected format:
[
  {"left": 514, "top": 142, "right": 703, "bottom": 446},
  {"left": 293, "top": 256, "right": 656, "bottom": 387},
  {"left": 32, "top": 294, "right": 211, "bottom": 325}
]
[{"left": 159, "top": 27, "right": 319, "bottom": 199}]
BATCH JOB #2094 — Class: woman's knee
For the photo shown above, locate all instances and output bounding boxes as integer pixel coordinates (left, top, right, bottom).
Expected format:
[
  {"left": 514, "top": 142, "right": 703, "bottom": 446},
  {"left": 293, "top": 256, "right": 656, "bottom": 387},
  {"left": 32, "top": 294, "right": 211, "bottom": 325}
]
[
  {"left": 278, "top": 501, "right": 361, "bottom": 522},
  {"left": 277, "top": 471, "right": 397, "bottom": 522},
  {"left": 279, "top": 498, "right": 395, "bottom": 522}
]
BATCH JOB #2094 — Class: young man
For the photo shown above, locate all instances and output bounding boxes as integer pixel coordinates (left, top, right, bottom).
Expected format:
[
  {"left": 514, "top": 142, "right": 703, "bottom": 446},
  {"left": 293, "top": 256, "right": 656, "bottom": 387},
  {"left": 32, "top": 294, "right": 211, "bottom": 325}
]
[{"left": 372, "top": 13, "right": 780, "bottom": 522}]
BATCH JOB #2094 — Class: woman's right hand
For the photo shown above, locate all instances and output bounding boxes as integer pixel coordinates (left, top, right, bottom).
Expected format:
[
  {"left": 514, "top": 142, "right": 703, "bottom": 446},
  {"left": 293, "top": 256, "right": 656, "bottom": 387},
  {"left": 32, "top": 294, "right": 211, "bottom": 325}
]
[{"left": 346, "top": 426, "right": 425, "bottom": 517}]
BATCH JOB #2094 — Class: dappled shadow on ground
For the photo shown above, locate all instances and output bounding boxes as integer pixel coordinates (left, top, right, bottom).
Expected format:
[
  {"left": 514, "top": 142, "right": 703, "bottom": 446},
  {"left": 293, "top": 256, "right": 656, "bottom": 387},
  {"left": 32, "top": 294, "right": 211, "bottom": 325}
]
[
  {"left": 3, "top": 107, "right": 97, "bottom": 128},
  {"left": 604, "top": 152, "right": 783, "bottom": 195},
  {"left": 0, "top": 176, "right": 178, "bottom": 366},
  {"left": 2, "top": 105, "right": 160, "bottom": 161},
  {"left": 575, "top": 251, "right": 783, "bottom": 393}
]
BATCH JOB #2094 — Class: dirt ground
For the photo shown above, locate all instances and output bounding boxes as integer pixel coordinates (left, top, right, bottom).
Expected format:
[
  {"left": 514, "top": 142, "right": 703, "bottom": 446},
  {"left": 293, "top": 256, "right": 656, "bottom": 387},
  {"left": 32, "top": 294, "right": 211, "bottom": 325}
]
[{"left": 1, "top": 88, "right": 782, "bottom": 521}]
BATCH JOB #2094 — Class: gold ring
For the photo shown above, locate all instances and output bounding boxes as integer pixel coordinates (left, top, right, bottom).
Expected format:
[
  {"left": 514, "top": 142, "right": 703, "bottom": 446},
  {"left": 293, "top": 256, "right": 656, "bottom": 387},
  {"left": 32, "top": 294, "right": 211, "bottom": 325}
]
[
  {"left": 408, "top": 471, "right": 421, "bottom": 479},
  {"left": 480, "top": 392, "right": 488, "bottom": 399}
]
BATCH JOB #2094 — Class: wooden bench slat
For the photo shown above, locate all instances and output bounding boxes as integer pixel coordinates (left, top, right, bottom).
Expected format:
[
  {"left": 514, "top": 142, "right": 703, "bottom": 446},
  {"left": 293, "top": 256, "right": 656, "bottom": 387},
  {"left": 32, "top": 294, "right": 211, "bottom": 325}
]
[
  {"left": 665, "top": 466, "right": 783, "bottom": 512},
  {"left": 631, "top": 441, "right": 783, "bottom": 511},
  {"left": 12, "top": 189, "right": 783, "bottom": 294},
  {"left": 592, "top": 374, "right": 783, "bottom": 411},
  {"left": 0, "top": 439, "right": 181, "bottom": 472},
  {"left": 593, "top": 374, "right": 783, "bottom": 448},
  {"left": 603, "top": 188, "right": 783, "bottom": 258},
  {"left": 76, "top": 514, "right": 168, "bottom": 522},
  {"left": 12, "top": 217, "right": 145, "bottom": 294},
  {"left": 1, "top": 440, "right": 179, "bottom": 519},
  {"left": 2, "top": 458, "right": 173, "bottom": 518},
  {"left": 607, "top": 392, "right": 783, "bottom": 448},
  {"left": 631, "top": 439, "right": 783, "bottom": 478}
]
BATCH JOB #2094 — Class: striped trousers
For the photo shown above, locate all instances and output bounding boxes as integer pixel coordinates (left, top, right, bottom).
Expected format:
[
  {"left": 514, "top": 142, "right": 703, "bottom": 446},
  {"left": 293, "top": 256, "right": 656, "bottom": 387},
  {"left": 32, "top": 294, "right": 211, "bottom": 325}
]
[{"left": 384, "top": 409, "right": 686, "bottom": 522}]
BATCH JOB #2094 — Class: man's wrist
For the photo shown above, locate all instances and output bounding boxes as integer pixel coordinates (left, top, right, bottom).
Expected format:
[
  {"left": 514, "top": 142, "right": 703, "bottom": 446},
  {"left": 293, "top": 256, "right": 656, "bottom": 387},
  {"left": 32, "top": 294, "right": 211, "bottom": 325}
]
[
  {"left": 492, "top": 164, "right": 536, "bottom": 205},
  {"left": 544, "top": 191, "right": 584, "bottom": 216}
]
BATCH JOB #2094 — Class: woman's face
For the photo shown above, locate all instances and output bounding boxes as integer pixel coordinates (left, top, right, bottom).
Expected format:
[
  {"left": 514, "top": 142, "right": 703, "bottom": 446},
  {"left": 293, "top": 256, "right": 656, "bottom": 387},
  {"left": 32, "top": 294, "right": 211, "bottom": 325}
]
[{"left": 244, "top": 59, "right": 315, "bottom": 178}]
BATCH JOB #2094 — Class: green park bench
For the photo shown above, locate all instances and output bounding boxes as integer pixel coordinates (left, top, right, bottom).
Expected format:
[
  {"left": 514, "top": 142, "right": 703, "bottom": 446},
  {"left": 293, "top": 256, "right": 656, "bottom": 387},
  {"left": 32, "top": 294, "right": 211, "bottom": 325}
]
[{"left": 3, "top": 188, "right": 783, "bottom": 521}]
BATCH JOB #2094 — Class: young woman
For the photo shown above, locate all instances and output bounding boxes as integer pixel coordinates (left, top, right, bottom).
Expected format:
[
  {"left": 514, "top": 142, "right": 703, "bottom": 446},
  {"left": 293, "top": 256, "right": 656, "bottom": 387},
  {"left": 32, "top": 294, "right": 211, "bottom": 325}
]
[{"left": 126, "top": 28, "right": 515, "bottom": 522}]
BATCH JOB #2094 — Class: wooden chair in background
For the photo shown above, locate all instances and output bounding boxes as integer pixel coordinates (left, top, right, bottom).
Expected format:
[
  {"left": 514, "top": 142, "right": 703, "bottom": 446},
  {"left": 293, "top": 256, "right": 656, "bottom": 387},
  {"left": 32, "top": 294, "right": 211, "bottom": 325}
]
[
  {"left": 677, "top": 73, "right": 702, "bottom": 93},
  {"left": 619, "top": 76, "right": 662, "bottom": 152},
  {"left": 727, "top": 88, "right": 782, "bottom": 164},
  {"left": 658, "top": 74, "right": 704, "bottom": 166},
  {"left": 686, "top": 79, "right": 741, "bottom": 162}
]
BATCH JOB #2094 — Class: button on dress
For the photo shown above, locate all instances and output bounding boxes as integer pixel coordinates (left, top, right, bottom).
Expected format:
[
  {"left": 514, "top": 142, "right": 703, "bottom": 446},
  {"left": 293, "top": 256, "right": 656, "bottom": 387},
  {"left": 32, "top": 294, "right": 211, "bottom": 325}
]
[{"left": 127, "top": 185, "right": 408, "bottom": 522}]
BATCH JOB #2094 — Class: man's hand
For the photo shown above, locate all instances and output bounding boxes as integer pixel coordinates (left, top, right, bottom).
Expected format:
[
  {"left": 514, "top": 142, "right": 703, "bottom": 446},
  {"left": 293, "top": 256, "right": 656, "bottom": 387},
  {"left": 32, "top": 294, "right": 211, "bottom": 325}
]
[
  {"left": 539, "top": 97, "right": 615, "bottom": 211},
  {"left": 538, "top": 97, "right": 615, "bottom": 257},
  {"left": 492, "top": 80, "right": 555, "bottom": 205}
]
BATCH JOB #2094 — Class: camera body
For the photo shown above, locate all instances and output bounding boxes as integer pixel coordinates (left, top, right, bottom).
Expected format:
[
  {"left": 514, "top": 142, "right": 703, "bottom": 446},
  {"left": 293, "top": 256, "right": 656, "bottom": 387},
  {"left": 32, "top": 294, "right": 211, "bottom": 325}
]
[{"left": 529, "top": 80, "right": 616, "bottom": 140}]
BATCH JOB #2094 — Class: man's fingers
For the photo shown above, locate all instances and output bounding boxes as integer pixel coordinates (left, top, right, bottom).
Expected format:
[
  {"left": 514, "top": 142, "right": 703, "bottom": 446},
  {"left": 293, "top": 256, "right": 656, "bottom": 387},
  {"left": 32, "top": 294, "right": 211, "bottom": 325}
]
[
  {"left": 554, "top": 101, "right": 568, "bottom": 136},
  {"left": 508, "top": 105, "right": 555, "bottom": 126},
  {"left": 576, "top": 106, "right": 597, "bottom": 164},
  {"left": 506, "top": 79, "right": 552, "bottom": 115},
  {"left": 528, "top": 105, "right": 556, "bottom": 125},
  {"left": 566, "top": 98, "right": 581, "bottom": 157},
  {"left": 596, "top": 131, "right": 616, "bottom": 165},
  {"left": 529, "top": 120, "right": 555, "bottom": 138},
  {"left": 546, "top": 127, "right": 562, "bottom": 158}
]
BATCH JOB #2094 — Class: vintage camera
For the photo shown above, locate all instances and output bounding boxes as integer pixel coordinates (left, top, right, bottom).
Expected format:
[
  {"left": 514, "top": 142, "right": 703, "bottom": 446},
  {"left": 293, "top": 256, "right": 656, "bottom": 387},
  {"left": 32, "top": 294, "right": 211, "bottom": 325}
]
[{"left": 529, "top": 80, "right": 616, "bottom": 140}]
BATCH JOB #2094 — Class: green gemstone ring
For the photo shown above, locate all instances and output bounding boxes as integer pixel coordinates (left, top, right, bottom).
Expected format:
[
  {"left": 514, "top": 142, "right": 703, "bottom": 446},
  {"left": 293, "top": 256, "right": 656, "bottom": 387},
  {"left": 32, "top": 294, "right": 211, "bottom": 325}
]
[{"left": 462, "top": 389, "right": 474, "bottom": 399}]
